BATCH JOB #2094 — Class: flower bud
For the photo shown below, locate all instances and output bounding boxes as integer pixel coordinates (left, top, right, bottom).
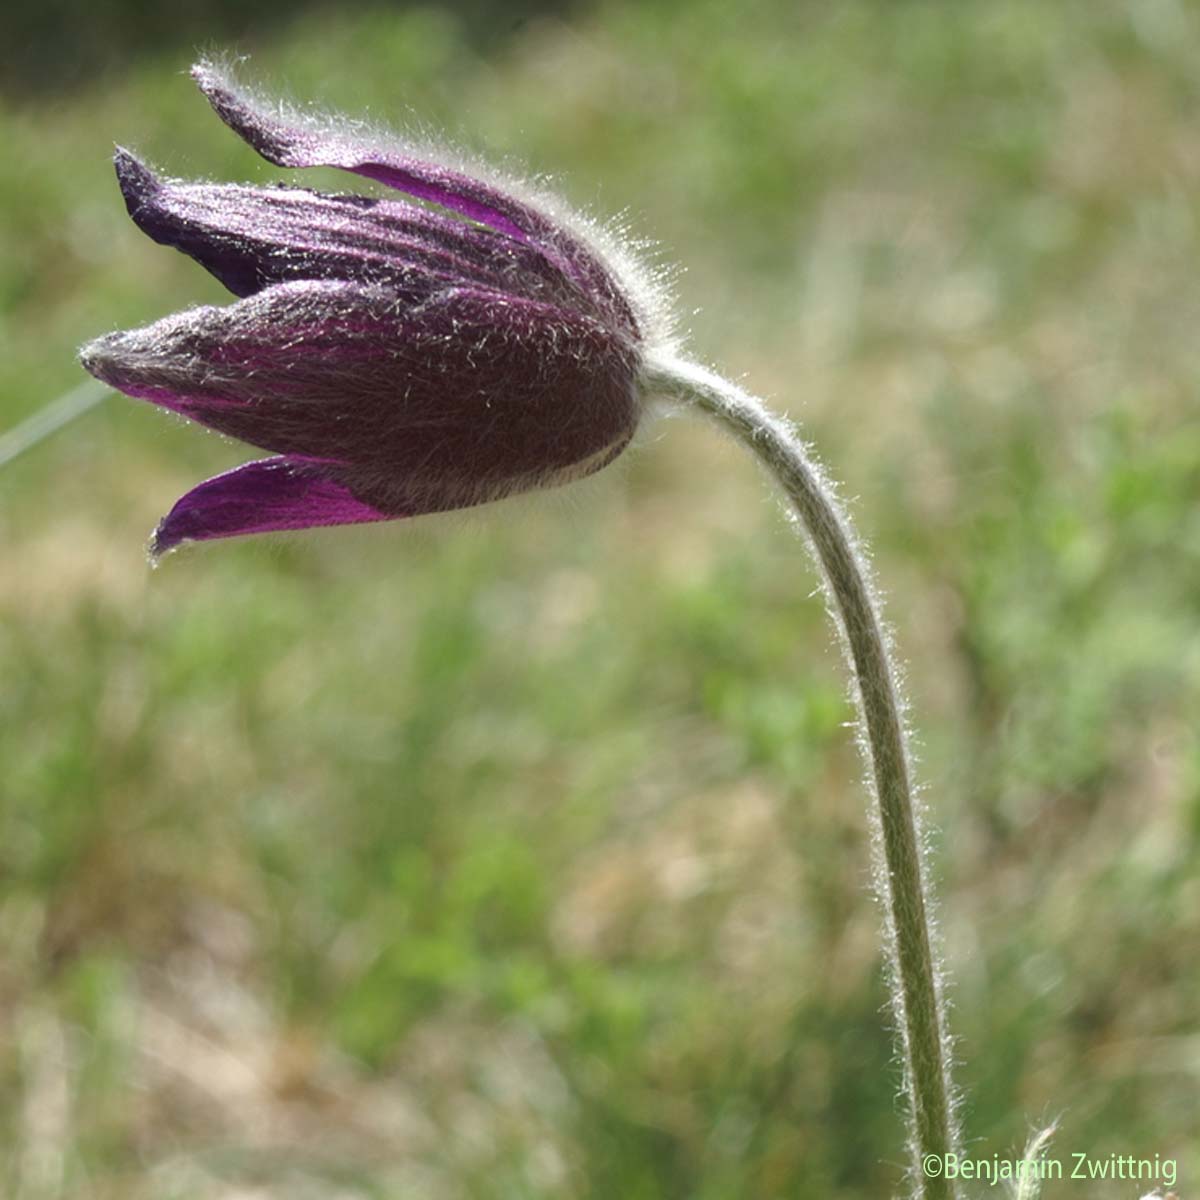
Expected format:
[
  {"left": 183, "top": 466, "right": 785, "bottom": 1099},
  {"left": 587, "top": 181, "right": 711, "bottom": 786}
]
[{"left": 81, "top": 60, "right": 668, "bottom": 557}]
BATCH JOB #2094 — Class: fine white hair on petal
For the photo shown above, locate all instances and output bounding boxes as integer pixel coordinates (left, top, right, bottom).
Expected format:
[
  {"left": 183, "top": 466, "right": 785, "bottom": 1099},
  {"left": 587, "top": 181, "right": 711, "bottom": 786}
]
[{"left": 193, "top": 55, "right": 678, "bottom": 355}]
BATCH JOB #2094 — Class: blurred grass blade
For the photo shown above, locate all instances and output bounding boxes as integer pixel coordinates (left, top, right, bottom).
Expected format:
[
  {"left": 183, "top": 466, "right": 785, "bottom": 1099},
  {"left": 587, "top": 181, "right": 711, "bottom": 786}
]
[
  {"left": 1012, "top": 1123, "right": 1058, "bottom": 1200},
  {"left": 0, "top": 380, "right": 109, "bottom": 469}
]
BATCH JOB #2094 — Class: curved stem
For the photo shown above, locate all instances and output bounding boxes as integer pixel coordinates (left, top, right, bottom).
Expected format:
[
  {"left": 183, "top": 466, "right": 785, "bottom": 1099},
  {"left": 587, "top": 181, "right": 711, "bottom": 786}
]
[{"left": 642, "top": 352, "right": 957, "bottom": 1199}]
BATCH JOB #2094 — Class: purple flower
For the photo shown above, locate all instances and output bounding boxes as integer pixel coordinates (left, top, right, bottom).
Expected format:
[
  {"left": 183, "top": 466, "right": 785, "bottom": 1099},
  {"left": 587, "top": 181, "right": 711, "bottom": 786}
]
[{"left": 80, "top": 61, "right": 665, "bottom": 558}]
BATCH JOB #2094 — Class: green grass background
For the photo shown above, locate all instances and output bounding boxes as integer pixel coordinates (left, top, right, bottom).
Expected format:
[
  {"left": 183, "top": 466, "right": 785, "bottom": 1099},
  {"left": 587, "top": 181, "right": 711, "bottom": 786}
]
[{"left": 2, "top": 1, "right": 1198, "bottom": 1195}]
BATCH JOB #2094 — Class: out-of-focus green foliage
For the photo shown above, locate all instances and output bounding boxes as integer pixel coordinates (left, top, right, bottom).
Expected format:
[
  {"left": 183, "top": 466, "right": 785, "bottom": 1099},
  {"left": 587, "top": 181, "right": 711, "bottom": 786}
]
[{"left": 1, "top": 1, "right": 1197, "bottom": 1196}]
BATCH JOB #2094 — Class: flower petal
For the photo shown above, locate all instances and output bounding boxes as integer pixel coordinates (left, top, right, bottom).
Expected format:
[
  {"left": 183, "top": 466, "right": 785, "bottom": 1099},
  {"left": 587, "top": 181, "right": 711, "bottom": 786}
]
[
  {"left": 81, "top": 279, "right": 639, "bottom": 510},
  {"left": 151, "top": 455, "right": 391, "bottom": 557},
  {"left": 194, "top": 60, "right": 536, "bottom": 241},
  {"left": 114, "top": 149, "right": 584, "bottom": 310},
  {"left": 192, "top": 60, "right": 639, "bottom": 337}
]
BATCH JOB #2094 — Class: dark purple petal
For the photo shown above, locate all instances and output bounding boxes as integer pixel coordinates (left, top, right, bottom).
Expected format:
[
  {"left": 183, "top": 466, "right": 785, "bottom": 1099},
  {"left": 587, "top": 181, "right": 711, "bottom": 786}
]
[
  {"left": 151, "top": 455, "right": 392, "bottom": 557},
  {"left": 114, "top": 149, "right": 586, "bottom": 311},
  {"left": 81, "top": 279, "right": 639, "bottom": 515},
  {"left": 192, "top": 61, "right": 639, "bottom": 338},
  {"left": 193, "top": 61, "right": 535, "bottom": 240}
]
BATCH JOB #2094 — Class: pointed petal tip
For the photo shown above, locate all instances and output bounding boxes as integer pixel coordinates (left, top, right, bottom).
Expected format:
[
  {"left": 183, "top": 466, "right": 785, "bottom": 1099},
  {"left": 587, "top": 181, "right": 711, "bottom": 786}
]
[
  {"left": 190, "top": 58, "right": 229, "bottom": 97},
  {"left": 113, "top": 144, "right": 148, "bottom": 174},
  {"left": 190, "top": 57, "right": 223, "bottom": 83},
  {"left": 79, "top": 326, "right": 178, "bottom": 405},
  {"left": 191, "top": 57, "right": 237, "bottom": 112},
  {"left": 112, "top": 147, "right": 161, "bottom": 213},
  {"left": 149, "top": 516, "right": 190, "bottom": 561},
  {"left": 147, "top": 524, "right": 177, "bottom": 562},
  {"left": 77, "top": 331, "right": 118, "bottom": 381},
  {"left": 190, "top": 58, "right": 297, "bottom": 167}
]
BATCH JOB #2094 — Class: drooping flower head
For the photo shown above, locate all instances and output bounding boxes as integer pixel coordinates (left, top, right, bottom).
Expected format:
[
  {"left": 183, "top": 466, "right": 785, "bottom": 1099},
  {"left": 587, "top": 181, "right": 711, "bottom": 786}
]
[{"left": 80, "top": 60, "right": 669, "bottom": 557}]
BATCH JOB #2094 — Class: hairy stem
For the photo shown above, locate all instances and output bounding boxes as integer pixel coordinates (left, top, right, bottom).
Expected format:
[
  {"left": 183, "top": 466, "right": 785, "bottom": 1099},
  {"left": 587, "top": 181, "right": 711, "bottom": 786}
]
[{"left": 643, "top": 352, "right": 957, "bottom": 1198}]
